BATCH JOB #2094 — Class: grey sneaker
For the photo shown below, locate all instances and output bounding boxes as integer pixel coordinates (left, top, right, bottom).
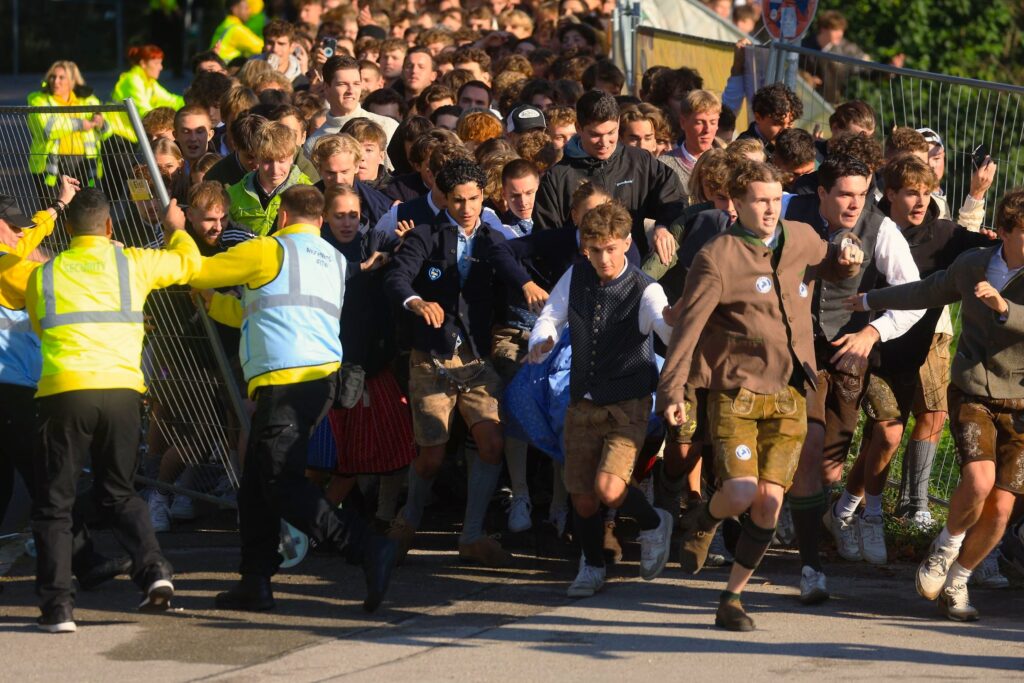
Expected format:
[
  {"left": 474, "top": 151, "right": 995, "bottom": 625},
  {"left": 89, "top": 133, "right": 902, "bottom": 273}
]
[
  {"left": 917, "top": 538, "right": 959, "bottom": 600},
  {"left": 823, "top": 506, "right": 862, "bottom": 561},
  {"left": 705, "top": 524, "right": 734, "bottom": 567},
  {"left": 638, "top": 508, "right": 674, "bottom": 580},
  {"left": 799, "top": 565, "right": 829, "bottom": 605},
  {"left": 567, "top": 557, "right": 606, "bottom": 598},
  {"left": 938, "top": 581, "right": 979, "bottom": 621},
  {"left": 969, "top": 549, "right": 1009, "bottom": 589},
  {"left": 858, "top": 515, "right": 887, "bottom": 565}
]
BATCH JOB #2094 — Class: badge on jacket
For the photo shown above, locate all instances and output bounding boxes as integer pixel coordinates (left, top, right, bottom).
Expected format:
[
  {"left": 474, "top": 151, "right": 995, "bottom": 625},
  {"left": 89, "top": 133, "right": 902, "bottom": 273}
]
[
  {"left": 428, "top": 266, "right": 442, "bottom": 281},
  {"left": 755, "top": 276, "right": 772, "bottom": 293},
  {"left": 799, "top": 282, "right": 809, "bottom": 298}
]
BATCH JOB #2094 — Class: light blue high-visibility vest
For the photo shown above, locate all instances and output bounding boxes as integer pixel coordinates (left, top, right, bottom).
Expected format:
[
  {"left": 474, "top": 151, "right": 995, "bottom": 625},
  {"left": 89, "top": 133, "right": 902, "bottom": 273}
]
[
  {"left": 0, "top": 305, "right": 42, "bottom": 388},
  {"left": 240, "top": 233, "right": 345, "bottom": 383}
]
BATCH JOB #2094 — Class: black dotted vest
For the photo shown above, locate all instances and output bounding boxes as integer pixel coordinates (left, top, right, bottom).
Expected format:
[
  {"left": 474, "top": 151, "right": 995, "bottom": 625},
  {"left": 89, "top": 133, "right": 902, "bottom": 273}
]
[{"left": 568, "top": 264, "right": 658, "bottom": 405}]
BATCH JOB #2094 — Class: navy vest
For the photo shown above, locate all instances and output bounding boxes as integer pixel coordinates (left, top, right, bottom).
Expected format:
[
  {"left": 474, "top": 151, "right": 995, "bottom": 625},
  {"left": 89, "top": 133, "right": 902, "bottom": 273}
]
[{"left": 567, "top": 264, "right": 658, "bottom": 405}]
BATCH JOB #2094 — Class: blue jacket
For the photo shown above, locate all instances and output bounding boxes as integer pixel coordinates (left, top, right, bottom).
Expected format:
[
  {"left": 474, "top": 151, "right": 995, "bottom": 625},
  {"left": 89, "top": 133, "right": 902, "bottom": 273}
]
[{"left": 383, "top": 216, "right": 506, "bottom": 359}]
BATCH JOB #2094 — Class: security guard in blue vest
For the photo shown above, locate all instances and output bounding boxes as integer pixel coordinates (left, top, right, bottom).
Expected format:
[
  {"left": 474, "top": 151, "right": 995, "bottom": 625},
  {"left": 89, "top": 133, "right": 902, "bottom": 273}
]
[{"left": 193, "top": 185, "right": 396, "bottom": 613}]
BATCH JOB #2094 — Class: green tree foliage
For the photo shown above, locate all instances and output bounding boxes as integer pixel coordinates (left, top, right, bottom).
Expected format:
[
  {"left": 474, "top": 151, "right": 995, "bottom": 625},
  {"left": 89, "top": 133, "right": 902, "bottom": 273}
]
[{"left": 816, "top": 0, "right": 1020, "bottom": 83}]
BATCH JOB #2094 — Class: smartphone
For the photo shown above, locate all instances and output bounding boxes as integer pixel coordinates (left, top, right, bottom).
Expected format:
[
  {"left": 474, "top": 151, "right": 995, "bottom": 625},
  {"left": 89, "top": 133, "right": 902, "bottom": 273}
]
[
  {"left": 321, "top": 37, "right": 337, "bottom": 59},
  {"left": 972, "top": 143, "right": 989, "bottom": 169}
]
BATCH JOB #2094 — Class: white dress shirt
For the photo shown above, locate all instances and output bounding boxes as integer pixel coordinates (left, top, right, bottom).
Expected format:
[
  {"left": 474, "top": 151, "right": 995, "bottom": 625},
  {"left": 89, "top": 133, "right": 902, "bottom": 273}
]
[{"left": 867, "top": 217, "right": 925, "bottom": 342}]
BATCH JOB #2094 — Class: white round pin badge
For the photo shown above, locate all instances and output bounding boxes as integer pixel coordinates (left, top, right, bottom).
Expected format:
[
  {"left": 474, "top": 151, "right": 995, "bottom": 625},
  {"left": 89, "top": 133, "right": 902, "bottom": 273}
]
[
  {"left": 735, "top": 445, "right": 752, "bottom": 461},
  {"left": 755, "top": 276, "right": 772, "bottom": 293}
]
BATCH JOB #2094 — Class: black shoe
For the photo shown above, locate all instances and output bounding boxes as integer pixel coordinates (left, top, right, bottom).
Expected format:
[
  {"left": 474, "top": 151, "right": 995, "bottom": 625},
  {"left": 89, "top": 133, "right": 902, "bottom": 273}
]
[
  {"left": 37, "top": 604, "right": 76, "bottom": 633},
  {"left": 139, "top": 565, "right": 175, "bottom": 612},
  {"left": 715, "top": 596, "right": 755, "bottom": 632},
  {"left": 215, "top": 575, "right": 276, "bottom": 612},
  {"left": 76, "top": 554, "right": 132, "bottom": 591},
  {"left": 362, "top": 534, "right": 397, "bottom": 613}
]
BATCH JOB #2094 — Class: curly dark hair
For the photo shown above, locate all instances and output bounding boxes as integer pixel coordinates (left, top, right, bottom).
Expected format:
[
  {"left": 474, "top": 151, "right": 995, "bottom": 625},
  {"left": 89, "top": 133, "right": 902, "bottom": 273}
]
[
  {"left": 772, "top": 128, "right": 817, "bottom": 171},
  {"left": 435, "top": 157, "right": 488, "bottom": 194},
  {"left": 828, "top": 131, "right": 884, "bottom": 173},
  {"left": 751, "top": 82, "right": 803, "bottom": 121}
]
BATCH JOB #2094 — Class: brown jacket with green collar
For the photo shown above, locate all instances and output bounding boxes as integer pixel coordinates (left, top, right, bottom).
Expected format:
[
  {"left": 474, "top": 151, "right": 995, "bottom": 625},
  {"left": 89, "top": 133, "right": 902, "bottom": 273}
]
[{"left": 656, "top": 219, "right": 858, "bottom": 411}]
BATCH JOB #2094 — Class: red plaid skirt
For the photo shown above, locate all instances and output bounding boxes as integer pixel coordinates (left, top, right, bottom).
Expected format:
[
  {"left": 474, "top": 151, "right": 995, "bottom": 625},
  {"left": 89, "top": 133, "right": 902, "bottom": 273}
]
[{"left": 329, "top": 368, "right": 416, "bottom": 475}]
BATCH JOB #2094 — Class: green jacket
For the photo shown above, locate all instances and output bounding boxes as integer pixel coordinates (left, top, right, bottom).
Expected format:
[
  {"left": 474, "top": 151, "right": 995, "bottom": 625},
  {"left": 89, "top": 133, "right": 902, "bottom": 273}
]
[
  {"left": 227, "top": 166, "right": 311, "bottom": 236},
  {"left": 26, "top": 88, "right": 111, "bottom": 186},
  {"left": 111, "top": 65, "right": 183, "bottom": 116},
  {"left": 210, "top": 15, "right": 264, "bottom": 62}
]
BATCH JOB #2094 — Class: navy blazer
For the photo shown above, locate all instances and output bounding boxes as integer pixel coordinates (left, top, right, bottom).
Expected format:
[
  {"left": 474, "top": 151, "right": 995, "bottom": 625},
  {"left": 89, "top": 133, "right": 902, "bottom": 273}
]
[{"left": 383, "top": 216, "right": 506, "bottom": 359}]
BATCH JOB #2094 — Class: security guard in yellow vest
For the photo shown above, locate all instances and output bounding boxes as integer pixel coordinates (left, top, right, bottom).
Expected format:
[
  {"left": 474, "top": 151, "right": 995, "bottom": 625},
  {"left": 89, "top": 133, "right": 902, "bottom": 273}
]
[
  {"left": 26, "top": 190, "right": 201, "bottom": 633},
  {"left": 192, "top": 185, "right": 396, "bottom": 614},
  {"left": 0, "top": 179, "right": 132, "bottom": 598}
]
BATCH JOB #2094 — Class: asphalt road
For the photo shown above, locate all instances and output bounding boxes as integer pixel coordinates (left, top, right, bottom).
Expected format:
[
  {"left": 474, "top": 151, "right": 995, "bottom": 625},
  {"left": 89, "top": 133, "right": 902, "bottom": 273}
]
[{"left": 1, "top": 513, "right": 1021, "bottom": 682}]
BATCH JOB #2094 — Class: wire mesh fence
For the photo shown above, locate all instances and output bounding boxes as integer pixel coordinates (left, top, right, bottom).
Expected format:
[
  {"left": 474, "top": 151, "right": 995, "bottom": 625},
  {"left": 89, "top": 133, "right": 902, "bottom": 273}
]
[{"left": 0, "top": 101, "right": 245, "bottom": 511}]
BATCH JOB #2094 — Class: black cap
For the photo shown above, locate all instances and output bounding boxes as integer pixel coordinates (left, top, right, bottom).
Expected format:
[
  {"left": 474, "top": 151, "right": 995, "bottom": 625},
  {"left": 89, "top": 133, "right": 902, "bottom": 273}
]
[
  {"left": 506, "top": 104, "right": 546, "bottom": 134},
  {"left": 0, "top": 195, "right": 34, "bottom": 229}
]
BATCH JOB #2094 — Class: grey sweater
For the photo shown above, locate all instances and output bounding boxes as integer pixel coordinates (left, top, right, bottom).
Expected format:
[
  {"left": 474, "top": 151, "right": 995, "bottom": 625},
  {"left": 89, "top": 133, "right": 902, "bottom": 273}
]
[{"left": 866, "top": 245, "right": 1024, "bottom": 399}]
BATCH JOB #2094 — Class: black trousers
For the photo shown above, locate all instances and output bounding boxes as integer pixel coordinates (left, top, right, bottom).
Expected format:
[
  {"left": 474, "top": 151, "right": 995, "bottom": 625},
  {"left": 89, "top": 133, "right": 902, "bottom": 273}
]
[
  {"left": 239, "top": 376, "right": 367, "bottom": 577},
  {"left": 32, "top": 389, "right": 169, "bottom": 611},
  {"left": 0, "top": 384, "right": 97, "bottom": 573}
]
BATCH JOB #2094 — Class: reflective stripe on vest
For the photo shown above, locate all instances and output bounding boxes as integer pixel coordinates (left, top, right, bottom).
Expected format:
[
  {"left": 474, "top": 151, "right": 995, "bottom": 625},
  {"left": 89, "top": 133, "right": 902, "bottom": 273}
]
[
  {"left": 243, "top": 238, "right": 343, "bottom": 319},
  {"left": 239, "top": 233, "right": 345, "bottom": 382},
  {"left": 38, "top": 248, "right": 143, "bottom": 329}
]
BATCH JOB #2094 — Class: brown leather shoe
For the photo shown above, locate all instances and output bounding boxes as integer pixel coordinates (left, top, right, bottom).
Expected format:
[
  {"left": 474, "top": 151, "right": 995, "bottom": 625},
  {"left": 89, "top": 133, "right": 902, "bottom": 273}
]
[
  {"left": 458, "top": 536, "right": 514, "bottom": 568},
  {"left": 715, "top": 596, "right": 755, "bottom": 632},
  {"left": 678, "top": 523, "right": 720, "bottom": 574},
  {"left": 603, "top": 521, "right": 623, "bottom": 564},
  {"left": 386, "top": 513, "right": 416, "bottom": 566}
]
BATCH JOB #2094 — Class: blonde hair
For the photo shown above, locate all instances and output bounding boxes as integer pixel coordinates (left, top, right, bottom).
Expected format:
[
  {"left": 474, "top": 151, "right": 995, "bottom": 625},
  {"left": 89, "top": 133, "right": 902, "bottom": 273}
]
[
  {"left": 43, "top": 60, "right": 85, "bottom": 91},
  {"left": 152, "top": 137, "right": 183, "bottom": 162},
  {"left": 725, "top": 137, "right": 766, "bottom": 163},
  {"left": 311, "top": 133, "right": 364, "bottom": 168},
  {"left": 499, "top": 9, "right": 535, "bottom": 35},
  {"left": 237, "top": 59, "right": 275, "bottom": 90},
  {"left": 680, "top": 89, "right": 722, "bottom": 117},
  {"left": 254, "top": 121, "right": 299, "bottom": 161}
]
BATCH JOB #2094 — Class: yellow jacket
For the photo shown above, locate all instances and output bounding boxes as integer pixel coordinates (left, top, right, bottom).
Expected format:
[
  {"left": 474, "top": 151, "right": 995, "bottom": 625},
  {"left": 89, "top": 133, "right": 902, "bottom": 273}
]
[
  {"left": 210, "top": 15, "right": 264, "bottom": 62},
  {"left": 26, "top": 230, "right": 202, "bottom": 397},
  {"left": 191, "top": 224, "right": 340, "bottom": 397},
  {"left": 0, "top": 209, "right": 61, "bottom": 308}
]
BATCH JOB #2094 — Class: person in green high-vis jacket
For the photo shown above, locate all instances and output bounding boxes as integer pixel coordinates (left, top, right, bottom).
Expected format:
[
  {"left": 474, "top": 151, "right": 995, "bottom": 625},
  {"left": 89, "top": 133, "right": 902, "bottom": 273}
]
[
  {"left": 109, "top": 45, "right": 184, "bottom": 143},
  {"left": 210, "top": 0, "right": 264, "bottom": 63},
  {"left": 111, "top": 45, "right": 184, "bottom": 115}
]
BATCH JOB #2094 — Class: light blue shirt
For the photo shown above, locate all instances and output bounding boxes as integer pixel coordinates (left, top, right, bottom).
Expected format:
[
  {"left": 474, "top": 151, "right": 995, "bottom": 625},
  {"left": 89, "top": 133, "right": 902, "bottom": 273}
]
[
  {"left": 448, "top": 211, "right": 481, "bottom": 285},
  {"left": 986, "top": 246, "right": 1023, "bottom": 291}
]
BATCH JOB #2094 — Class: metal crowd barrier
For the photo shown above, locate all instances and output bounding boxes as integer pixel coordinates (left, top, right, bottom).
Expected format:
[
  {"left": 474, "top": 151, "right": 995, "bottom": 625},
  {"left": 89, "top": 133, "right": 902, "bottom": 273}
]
[{"left": 0, "top": 99, "right": 246, "bottom": 511}]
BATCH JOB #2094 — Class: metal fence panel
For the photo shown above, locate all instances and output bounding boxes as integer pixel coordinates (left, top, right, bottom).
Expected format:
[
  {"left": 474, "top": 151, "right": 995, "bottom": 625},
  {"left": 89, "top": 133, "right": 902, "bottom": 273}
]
[{"left": 0, "top": 101, "right": 244, "bottom": 508}]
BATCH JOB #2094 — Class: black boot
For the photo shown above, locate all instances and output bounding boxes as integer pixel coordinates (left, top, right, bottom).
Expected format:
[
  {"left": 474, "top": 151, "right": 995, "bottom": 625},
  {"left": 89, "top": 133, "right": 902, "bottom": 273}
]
[
  {"left": 362, "top": 534, "right": 397, "bottom": 613},
  {"left": 76, "top": 554, "right": 132, "bottom": 591},
  {"left": 215, "top": 575, "right": 275, "bottom": 611}
]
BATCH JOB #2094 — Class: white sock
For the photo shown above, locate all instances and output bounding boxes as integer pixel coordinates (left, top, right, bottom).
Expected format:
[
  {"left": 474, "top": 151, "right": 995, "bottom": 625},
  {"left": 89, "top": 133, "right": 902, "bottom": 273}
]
[
  {"left": 945, "top": 561, "right": 972, "bottom": 586},
  {"left": 937, "top": 525, "right": 966, "bottom": 552},
  {"left": 863, "top": 493, "right": 883, "bottom": 518},
  {"left": 834, "top": 490, "right": 862, "bottom": 518}
]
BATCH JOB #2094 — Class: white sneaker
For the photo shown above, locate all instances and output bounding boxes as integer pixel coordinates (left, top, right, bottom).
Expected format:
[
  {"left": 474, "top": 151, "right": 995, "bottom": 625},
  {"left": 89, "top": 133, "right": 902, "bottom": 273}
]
[
  {"left": 705, "top": 524, "right": 734, "bottom": 567},
  {"left": 148, "top": 492, "right": 171, "bottom": 533},
  {"left": 567, "top": 557, "right": 606, "bottom": 597},
  {"left": 170, "top": 494, "right": 196, "bottom": 521},
  {"left": 507, "top": 494, "right": 532, "bottom": 533},
  {"left": 637, "top": 508, "right": 673, "bottom": 580},
  {"left": 799, "top": 565, "right": 829, "bottom": 605},
  {"left": 548, "top": 506, "right": 568, "bottom": 537},
  {"left": 969, "top": 549, "right": 1009, "bottom": 589},
  {"left": 775, "top": 498, "right": 796, "bottom": 546},
  {"left": 938, "top": 581, "right": 979, "bottom": 621},
  {"left": 823, "top": 505, "right": 862, "bottom": 561},
  {"left": 910, "top": 510, "right": 935, "bottom": 531},
  {"left": 917, "top": 538, "right": 959, "bottom": 600},
  {"left": 858, "top": 515, "right": 888, "bottom": 565}
]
